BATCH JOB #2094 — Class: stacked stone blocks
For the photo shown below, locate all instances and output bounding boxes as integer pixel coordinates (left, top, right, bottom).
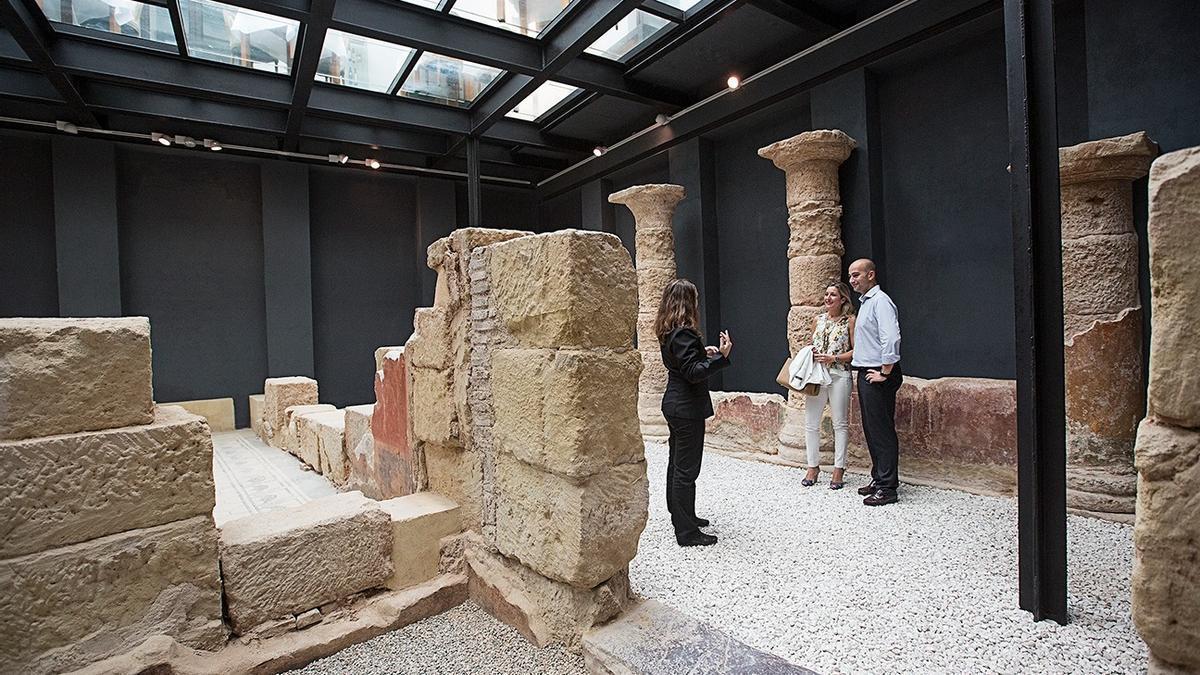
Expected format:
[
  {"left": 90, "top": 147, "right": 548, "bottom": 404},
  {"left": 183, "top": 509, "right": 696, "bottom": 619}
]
[{"left": 0, "top": 317, "right": 225, "bottom": 675}]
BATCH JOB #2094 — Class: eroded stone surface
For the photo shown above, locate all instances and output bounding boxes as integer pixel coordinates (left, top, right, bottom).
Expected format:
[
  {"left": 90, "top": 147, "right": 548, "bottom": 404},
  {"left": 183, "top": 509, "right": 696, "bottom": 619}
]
[
  {"left": 706, "top": 392, "right": 786, "bottom": 455},
  {"left": 285, "top": 404, "right": 336, "bottom": 458},
  {"left": 788, "top": 254, "right": 843, "bottom": 306},
  {"left": 0, "top": 317, "right": 153, "bottom": 440},
  {"left": 219, "top": 491, "right": 393, "bottom": 633},
  {"left": 0, "top": 405, "right": 214, "bottom": 558},
  {"left": 495, "top": 454, "right": 647, "bottom": 589},
  {"left": 1059, "top": 131, "right": 1159, "bottom": 186},
  {"left": 263, "top": 377, "right": 318, "bottom": 448},
  {"left": 378, "top": 493, "right": 462, "bottom": 591},
  {"left": 366, "top": 348, "right": 416, "bottom": 499},
  {"left": 410, "top": 367, "right": 457, "bottom": 445},
  {"left": 0, "top": 516, "right": 225, "bottom": 675},
  {"left": 296, "top": 409, "right": 347, "bottom": 483},
  {"left": 491, "top": 348, "right": 643, "bottom": 479},
  {"left": 249, "top": 394, "right": 264, "bottom": 437}
]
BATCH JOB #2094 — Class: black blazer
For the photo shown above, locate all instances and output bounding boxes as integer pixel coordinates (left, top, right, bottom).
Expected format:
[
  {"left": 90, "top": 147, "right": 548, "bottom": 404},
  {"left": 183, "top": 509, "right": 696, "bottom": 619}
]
[{"left": 659, "top": 326, "right": 731, "bottom": 420}]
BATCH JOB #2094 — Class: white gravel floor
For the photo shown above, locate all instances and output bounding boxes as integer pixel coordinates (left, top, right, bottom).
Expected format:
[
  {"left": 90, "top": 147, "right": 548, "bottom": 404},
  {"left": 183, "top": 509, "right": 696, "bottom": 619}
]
[
  {"left": 631, "top": 443, "right": 1149, "bottom": 675},
  {"left": 291, "top": 602, "right": 586, "bottom": 674}
]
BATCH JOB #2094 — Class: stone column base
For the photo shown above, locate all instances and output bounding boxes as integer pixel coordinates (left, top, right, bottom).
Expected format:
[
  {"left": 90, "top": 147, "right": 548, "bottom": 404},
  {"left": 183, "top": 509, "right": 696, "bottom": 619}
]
[
  {"left": 1067, "top": 466, "right": 1137, "bottom": 523},
  {"left": 777, "top": 398, "right": 807, "bottom": 463}
]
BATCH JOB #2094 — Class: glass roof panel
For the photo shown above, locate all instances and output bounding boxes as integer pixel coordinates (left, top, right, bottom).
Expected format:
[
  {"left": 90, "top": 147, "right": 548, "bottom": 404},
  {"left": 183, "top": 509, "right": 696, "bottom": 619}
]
[
  {"left": 449, "top": 0, "right": 570, "bottom": 38},
  {"left": 585, "top": 9, "right": 672, "bottom": 61},
  {"left": 658, "top": 0, "right": 705, "bottom": 10},
  {"left": 317, "top": 30, "right": 415, "bottom": 93},
  {"left": 398, "top": 52, "right": 502, "bottom": 107},
  {"left": 395, "top": 0, "right": 440, "bottom": 8},
  {"left": 505, "top": 80, "right": 578, "bottom": 121},
  {"left": 180, "top": 0, "right": 299, "bottom": 74},
  {"left": 37, "top": 0, "right": 176, "bottom": 46}
]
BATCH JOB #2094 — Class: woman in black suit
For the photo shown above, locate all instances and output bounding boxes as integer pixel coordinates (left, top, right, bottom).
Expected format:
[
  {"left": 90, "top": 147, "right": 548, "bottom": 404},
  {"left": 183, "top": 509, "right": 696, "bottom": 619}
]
[{"left": 656, "top": 279, "right": 733, "bottom": 547}]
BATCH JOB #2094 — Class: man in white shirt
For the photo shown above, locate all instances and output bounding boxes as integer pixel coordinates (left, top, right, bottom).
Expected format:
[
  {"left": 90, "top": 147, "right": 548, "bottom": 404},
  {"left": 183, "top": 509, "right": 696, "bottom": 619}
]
[{"left": 848, "top": 258, "right": 902, "bottom": 506}]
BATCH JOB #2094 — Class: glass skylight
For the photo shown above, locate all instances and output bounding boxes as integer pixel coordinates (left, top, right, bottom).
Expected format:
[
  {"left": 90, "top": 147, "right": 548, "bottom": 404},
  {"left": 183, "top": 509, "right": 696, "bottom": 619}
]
[
  {"left": 585, "top": 9, "right": 672, "bottom": 61},
  {"left": 396, "top": 0, "right": 440, "bottom": 8},
  {"left": 317, "top": 30, "right": 415, "bottom": 93},
  {"left": 398, "top": 52, "right": 502, "bottom": 107},
  {"left": 179, "top": 0, "right": 299, "bottom": 74},
  {"left": 506, "top": 80, "right": 578, "bottom": 121},
  {"left": 36, "top": 0, "right": 176, "bottom": 45},
  {"left": 658, "top": 0, "right": 706, "bottom": 10},
  {"left": 449, "top": 0, "right": 570, "bottom": 38}
]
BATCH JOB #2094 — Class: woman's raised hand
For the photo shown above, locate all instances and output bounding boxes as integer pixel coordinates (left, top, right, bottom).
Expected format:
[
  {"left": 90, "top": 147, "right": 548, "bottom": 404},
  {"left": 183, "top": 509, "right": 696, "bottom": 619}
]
[{"left": 719, "top": 330, "right": 733, "bottom": 357}]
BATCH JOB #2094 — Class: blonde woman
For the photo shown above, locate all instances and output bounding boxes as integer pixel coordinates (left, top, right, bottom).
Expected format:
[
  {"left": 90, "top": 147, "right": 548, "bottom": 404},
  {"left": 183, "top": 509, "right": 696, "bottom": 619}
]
[{"left": 802, "top": 280, "right": 855, "bottom": 490}]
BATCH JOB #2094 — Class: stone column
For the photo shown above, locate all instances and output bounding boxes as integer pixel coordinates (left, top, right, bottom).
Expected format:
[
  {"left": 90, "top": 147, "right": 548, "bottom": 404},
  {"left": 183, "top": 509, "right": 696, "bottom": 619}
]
[
  {"left": 609, "top": 184, "right": 685, "bottom": 444},
  {"left": 758, "top": 130, "right": 856, "bottom": 461},
  {"left": 1059, "top": 131, "right": 1158, "bottom": 522},
  {"left": 1133, "top": 145, "right": 1200, "bottom": 675}
]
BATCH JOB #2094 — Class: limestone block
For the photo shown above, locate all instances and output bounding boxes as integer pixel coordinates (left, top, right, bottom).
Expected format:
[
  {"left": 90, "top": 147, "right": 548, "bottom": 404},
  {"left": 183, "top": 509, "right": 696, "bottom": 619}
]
[
  {"left": 633, "top": 227, "right": 676, "bottom": 262},
  {"left": 0, "top": 405, "right": 214, "bottom": 558},
  {"left": 378, "top": 493, "right": 462, "bottom": 591},
  {"left": 1059, "top": 131, "right": 1158, "bottom": 186},
  {"left": 706, "top": 392, "right": 786, "bottom": 455},
  {"left": 787, "top": 208, "right": 845, "bottom": 258},
  {"left": 639, "top": 351, "right": 668, "bottom": 394},
  {"left": 492, "top": 348, "right": 643, "bottom": 479},
  {"left": 410, "top": 367, "right": 457, "bottom": 445},
  {"left": 374, "top": 345, "right": 405, "bottom": 372},
  {"left": 249, "top": 394, "right": 264, "bottom": 437},
  {"left": 0, "top": 516, "right": 225, "bottom": 675},
  {"left": 757, "top": 130, "right": 857, "bottom": 209},
  {"left": 788, "top": 254, "right": 843, "bottom": 306},
  {"left": 263, "top": 377, "right": 318, "bottom": 448},
  {"left": 1147, "top": 147, "right": 1200, "bottom": 428},
  {"left": 636, "top": 265, "right": 676, "bottom": 300},
  {"left": 284, "top": 404, "right": 335, "bottom": 457},
  {"left": 1060, "top": 181, "right": 1135, "bottom": 239},
  {"left": 636, "top": 311, "right": 658, "bottom": 351},
  {"left": 0, "top": 317, "right": 153, "bottom": 440},
  {"left": 495, "top": 454, "right": 648, "bottom": 589},
  {"left": 467, "top": 541, "right": 632, "bottom": 651},
  {"left": 489, "top": 230, "right": 637, "bottom": 349},
  {"left": 159, "top": 397, "right": 235, "bottom": 432},
  {"left": 1132, "top": 420, "right": 1200, "bottom": 670},
  {"left": 408, "top": 307, "right": 455, "bottom": 369},
  {"left": 218, "top": 491, "right": 393, "bottom": 633},
  {"left": 424, "top": 443, "right": 482, "bottom": 532},
  {"left": 787, "top": 305, "right": 823, "bottom": 356},
  {"left": 344, "top": 404, "right": 374, "bottom": 462},
  {"left": 296, "top": 409, "right": 346, "bottom": 483},
  {"left": 1061, "top": 233, "right": 1140, "bottom": 317}
]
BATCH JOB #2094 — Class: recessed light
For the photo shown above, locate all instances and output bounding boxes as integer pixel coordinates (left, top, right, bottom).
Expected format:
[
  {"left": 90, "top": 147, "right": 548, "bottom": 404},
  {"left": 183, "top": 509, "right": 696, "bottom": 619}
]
[
  {"left": 593, "top": 146, "right": 607, "bottom": 157},
  {"left": 727, "top": 75, "right": 740, "bottom": 90},
  {"left": 152, "top": 132, "right": 172, "bottom": 146},
  {"left": 328, "top": 153, "right": 349, "bottom": 165},
  {"left": 366, "top": 158, "right": 381, "bottom": 169},
  {"left": 204, "top": 139, "right": 222, "bottom": 151}
]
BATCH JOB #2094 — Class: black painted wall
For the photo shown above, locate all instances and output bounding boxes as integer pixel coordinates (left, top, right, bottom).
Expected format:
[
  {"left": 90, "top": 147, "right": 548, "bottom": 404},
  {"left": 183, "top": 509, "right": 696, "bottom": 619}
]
[{"left": 0, "top": 132, "right": 57, "bottom": 317}]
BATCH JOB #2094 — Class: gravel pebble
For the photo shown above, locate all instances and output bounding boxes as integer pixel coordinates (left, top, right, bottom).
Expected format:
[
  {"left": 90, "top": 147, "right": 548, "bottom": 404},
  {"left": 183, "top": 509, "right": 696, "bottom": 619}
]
[
  {"left": 631, "top": 443, "right": 1149, "bottom": 674},
  {"left": 291, "top": 602, "right": 586, "bottom": 674}
]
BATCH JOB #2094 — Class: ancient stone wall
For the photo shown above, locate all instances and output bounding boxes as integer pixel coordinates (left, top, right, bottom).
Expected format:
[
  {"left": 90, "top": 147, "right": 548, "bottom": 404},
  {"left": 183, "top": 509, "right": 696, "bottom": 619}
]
[
  {"left": 0, "top": 318, "right": 225, "bottom": 675},
  {"left": 758, "top": 130, "right": 856, "bottom": 460},
  {"left": 1060, "top": 131, "right": 1158, "bottom": 521},
  {"left": 1132, "top": 145, "right": 1200, "bottom": 674}
]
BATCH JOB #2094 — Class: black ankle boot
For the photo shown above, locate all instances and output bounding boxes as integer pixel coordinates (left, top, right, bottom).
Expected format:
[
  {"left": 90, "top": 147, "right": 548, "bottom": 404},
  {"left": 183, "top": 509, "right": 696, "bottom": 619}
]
[{"left": 677, "top": 531, "right": 718, "bottom": 547}]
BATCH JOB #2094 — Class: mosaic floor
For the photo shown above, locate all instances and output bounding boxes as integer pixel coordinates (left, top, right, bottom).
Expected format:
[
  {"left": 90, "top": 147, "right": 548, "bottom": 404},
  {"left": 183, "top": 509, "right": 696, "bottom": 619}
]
[{"left": 212, "top": 429, "right": 337, "bottom": 527}]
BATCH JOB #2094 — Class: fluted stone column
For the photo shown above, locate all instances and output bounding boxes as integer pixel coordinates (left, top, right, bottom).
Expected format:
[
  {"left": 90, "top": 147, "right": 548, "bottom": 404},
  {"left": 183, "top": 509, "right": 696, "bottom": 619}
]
[
  {"left": 609, "top": 184, "right": 685, "bottom": 444},
  {"left": 758, "top": 130, "right": 856, "bottom": 461},
  {"left": 1059, "top": 131, "right": 1158, "bottom": 522}
]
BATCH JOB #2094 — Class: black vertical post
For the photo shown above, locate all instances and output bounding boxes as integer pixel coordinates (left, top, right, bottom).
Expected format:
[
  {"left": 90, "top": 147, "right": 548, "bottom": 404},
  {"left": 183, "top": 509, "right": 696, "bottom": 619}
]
[
  {"left": 1004, "top": 0, "right": 1068, "bottom": 624},
  {"left": 466, "top": 136, "right": 482, "bottom": 227}
]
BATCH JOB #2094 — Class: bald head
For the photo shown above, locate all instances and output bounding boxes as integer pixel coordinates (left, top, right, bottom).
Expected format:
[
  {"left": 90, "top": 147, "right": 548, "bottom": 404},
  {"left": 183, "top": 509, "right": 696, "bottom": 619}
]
[{"left": 848, "top": 258, "right": 878, "bottom": 294}]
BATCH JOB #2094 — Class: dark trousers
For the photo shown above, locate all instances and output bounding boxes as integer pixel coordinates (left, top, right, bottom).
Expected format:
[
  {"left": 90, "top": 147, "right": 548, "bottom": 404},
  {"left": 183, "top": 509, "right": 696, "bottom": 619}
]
[
  {"left": 856, "top": 364, "right": 903, "bottom": 491},
  {"left": 665, "top": 415, "right": 706, "bottom": 537}
]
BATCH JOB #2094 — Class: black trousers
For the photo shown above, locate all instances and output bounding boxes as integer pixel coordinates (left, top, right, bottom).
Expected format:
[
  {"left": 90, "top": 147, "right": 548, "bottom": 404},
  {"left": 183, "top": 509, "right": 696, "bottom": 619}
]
[
  {"left": 665, "top": 415, "right": 705, "bottom": 537},
  {"left": 856, "top": 364, "right": 903, "bottom": 491}
]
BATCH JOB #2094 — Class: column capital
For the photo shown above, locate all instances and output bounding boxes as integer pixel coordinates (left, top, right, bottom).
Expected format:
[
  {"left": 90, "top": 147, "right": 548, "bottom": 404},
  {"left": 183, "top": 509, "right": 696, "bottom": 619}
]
[
  {"left": 608, "top": 183, "right": 686, "bottom": 226},
  {"left": 1059, "top": 131, "right": 1158, "bottom": 186},
  {"left": 757, "top": 129, "right": 857, "bottom": 171}
]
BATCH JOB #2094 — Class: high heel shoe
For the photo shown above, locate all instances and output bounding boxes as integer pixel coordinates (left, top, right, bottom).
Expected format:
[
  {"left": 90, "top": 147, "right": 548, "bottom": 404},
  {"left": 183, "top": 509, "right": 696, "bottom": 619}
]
[
  {"left": 801, "top": 468, "right": 820, "bottom": 487},
  {"left": 829, "top": 468, "right": 845, "bottom": 490}
]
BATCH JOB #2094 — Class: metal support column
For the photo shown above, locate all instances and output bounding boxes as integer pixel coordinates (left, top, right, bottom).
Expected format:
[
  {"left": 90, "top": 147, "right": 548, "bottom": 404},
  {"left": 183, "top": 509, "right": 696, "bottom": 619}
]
[
  {"left": 467, "top": 136, "right": 482, "bottom": 227},
  {"left": 1004, "top": 0, "right": 1068, "bottom": 624}
]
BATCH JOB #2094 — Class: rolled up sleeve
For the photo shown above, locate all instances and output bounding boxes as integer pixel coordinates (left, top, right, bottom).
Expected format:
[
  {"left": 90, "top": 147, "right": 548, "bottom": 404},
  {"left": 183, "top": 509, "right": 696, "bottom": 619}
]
[{"left": 877, "top": 297, "right": 901, "bottom": 365}]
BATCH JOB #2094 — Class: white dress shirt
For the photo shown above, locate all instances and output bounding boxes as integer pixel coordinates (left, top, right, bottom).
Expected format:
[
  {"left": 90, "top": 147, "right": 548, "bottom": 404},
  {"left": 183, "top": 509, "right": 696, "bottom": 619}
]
[{"left": 851, "top": 285, "right": 901, "bottom": 368}]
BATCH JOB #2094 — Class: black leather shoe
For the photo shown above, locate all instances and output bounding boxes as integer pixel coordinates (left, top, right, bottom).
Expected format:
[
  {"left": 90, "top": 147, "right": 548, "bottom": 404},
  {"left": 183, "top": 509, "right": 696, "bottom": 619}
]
[
  {"left": 695, "top": 517, "right": 710, "bottom": 528},
  {"left": 677, "top": 531, "right": 718, "bottom": 547},
  {"left": 857, "top": 482, "right": 878, "bottom": 496},
  {"left": 863, "top": 489, "right": 898, "bottom": 506}
]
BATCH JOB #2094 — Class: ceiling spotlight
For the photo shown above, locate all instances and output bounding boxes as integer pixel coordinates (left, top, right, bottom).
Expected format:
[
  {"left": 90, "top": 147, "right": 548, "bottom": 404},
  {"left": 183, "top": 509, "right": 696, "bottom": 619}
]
[
  {"left": 654, "top": 113, "right": 670, "bottom": 126},
  {"left": 328, "top": 153, "right": 349, "bottom": 164},
  {"left": 55, "top": 120, "right": 78, "bottom": 134},
  {"left": 366, "top": 158, "right": 381, "bottom": 169},
  {"left": 152, "top": 132, "right": 172, "bottom": 146},
  {"left": 203, "top": 139, "right": 222, "bottom": 151},
  {"left": 175, "top": 135, "right": 197, "bottom": 148},
  {"left": 593, "top": 146, "right": 607, "bottom": 157},
  {"left": 727, "top": 75, "right": 740, "bottom": 90}
]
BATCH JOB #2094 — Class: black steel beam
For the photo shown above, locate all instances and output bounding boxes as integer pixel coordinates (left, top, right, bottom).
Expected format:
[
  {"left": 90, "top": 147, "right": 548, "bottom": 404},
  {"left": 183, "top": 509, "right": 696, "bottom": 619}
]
[
  {"left": 0, "top": 0, "right": 96, "bottom": 125},
  {"left": 640, "top": 0, "right": 687, "bottom": 22},
  {"left": 166, "top": 0, "right": 187, "bottom": 57},
  {"left": 0, "top": 65, "right": 59, "bottom": 101},
  {"left": 308, "top": 84, "right": 468, "bottom": 134},
  {"left": 747, "top": 0, "right": 849, "bottom": 34},
  {"left": 626, "top": 0, "right": 750, "bottom": 77},
  {"left": 80, "top": 81, "right": 287, "bottom": 132},
  {"left": 466, "top": 135, "right": 481, "bottom": 226},
  {"left": 0, "top": 28, "right": 25, "bottom": 62},
  {"left": 283, "top": 0, "right": 335, "bottom": 150},
  {"left": 1003, "top": 0, "right": 1067, "bottom": 625},
  {"left": 538, "top": 0, "right": 998, "bottom": 197},
  {"left": 301, "top": 115, "right": 449, "bottom": 155},
  {"left": 202, "top": 0, "right": 309, "bottom": 22}
]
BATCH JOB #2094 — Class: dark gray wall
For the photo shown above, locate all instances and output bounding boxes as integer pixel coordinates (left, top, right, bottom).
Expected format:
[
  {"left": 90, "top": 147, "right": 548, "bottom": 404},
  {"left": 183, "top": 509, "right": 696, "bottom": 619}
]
[
  {"left": 116, "top": 147, "right": 269, "bottom": 428},
  {"left": 310, "top": 168, "right": 420, "bottom": 409},
  {"left": 0, "top": 131, "right": 57, "bottom": 318}
]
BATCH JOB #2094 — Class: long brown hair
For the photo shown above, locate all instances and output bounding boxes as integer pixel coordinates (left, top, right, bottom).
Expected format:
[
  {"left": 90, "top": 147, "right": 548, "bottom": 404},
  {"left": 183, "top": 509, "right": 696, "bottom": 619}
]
[
  {"left": 824, "top": 279, "right": 856, "bottom": 318},
  {"left": 655, "top": 278, "right": 701, "bottom": 343}
]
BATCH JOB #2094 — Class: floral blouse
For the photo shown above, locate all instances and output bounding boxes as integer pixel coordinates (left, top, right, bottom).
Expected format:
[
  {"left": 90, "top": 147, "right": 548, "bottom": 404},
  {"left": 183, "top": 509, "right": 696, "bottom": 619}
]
[{"left": 811, "top": 313, "right": 851, "bottom": 372}]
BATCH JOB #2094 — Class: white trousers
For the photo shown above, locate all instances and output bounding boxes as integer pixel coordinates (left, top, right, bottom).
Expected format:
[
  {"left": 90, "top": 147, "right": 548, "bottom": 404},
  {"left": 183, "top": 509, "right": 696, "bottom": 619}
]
[{"left": 804, "top": 370, "right": 851, "bottom": 469}]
